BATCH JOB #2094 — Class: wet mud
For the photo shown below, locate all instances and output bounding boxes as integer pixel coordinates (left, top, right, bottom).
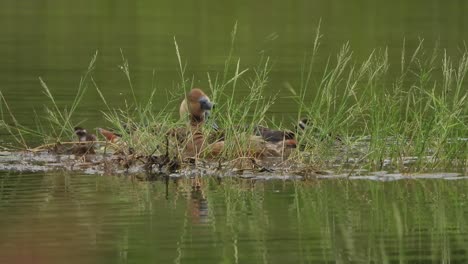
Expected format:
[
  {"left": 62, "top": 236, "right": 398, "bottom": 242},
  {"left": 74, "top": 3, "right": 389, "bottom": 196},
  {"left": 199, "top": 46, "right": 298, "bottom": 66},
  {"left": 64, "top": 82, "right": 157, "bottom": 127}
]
[{"left": 0, "top": 150, "right": 465, "bottom": 181}]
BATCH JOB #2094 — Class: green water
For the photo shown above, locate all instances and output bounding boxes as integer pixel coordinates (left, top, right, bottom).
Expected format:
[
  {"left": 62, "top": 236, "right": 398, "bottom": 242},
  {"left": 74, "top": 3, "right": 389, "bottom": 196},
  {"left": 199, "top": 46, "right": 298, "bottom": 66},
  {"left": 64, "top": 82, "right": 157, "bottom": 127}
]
[
  {"left": 1, "top": 172, "right": 467, "bottom": 263},
  {"left": 1, "top": 1, "right": 468, "bottom": 262},
  {"left": 1, "top": 0, "right": 467, "bottom": 128}
]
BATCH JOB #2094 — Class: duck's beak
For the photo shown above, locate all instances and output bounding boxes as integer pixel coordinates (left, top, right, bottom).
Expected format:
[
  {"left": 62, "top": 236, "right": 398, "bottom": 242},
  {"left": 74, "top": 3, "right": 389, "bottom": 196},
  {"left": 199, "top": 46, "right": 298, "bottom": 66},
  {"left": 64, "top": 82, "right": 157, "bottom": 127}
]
[{"left": 199, "top": 96, "right": 214, "bottom": 111}]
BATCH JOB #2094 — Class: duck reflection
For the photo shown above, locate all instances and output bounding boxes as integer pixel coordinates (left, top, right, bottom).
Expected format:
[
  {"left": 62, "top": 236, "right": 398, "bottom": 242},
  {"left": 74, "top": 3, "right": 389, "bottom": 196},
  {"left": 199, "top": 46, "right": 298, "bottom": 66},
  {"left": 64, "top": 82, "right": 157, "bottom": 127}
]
[
  {"left": 167, "top": 177, "right": 211, "bottom": 224},
  {"left": 189, "top": 182, "right": 209, "bottom": 224}
]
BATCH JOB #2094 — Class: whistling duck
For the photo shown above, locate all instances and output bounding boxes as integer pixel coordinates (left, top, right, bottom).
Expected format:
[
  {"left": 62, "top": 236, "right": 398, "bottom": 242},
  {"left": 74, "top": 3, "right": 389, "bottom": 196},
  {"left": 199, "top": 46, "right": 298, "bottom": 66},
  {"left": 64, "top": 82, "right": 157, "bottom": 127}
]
[
  {"left": 179, "top": 88, "right": 214, "bottom": 126},
  {"left": 254, "top": 126, "right": 297, "bottom": 149},
  {"left": 249, "top": 117, "right": 310, "bottom": 150},
  {"left": 176, "top": 88, "right": 303, "bottom": 158},
  {"left": 174, "top": 88, "right": 223, "bottom": 157},
  {"left": 73, "top": 127, "right": 97, "bottom": 154},
  {"left": 247, "top": 117, "right": 316, "bottom": 156}
]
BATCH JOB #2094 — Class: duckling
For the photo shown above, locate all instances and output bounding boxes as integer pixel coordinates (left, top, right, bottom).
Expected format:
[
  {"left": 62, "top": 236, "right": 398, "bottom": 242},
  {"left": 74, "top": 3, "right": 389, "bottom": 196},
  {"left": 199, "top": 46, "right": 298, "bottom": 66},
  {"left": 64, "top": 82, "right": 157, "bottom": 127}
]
[
  {"left": 75, "top": 127, "right": 97, "bottom": 142},
  {"left": 73, "top": 127, "right": 97, "bottom": 154}
]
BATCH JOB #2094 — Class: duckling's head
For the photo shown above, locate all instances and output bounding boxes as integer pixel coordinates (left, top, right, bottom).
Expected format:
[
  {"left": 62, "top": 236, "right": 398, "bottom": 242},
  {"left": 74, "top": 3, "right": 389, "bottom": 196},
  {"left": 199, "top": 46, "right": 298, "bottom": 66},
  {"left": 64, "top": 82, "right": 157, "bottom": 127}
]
[
  {"left": 180, "top": 88, "right": 214, "bottom": 125},
  {"left": 74, "top": 127, "right": 87, "bottom": 138},
  {"left": 74, "top": 126, "right": 97, "bottom": 142}
]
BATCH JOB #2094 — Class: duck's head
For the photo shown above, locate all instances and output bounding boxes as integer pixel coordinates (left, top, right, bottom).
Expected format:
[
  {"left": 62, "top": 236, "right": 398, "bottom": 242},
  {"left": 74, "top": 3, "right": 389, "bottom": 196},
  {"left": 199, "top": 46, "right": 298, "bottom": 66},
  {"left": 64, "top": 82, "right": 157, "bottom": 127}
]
[{"left": 180, "top": 88, "right": 215, "bottom": 125}]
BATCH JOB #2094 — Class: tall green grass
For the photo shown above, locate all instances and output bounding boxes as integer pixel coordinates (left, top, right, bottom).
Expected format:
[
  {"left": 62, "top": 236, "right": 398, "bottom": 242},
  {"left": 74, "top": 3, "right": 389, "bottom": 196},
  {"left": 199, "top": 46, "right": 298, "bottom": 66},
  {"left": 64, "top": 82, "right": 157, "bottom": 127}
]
[
  {"left": 0, "top": 51, "right": 98, "bottom": 149},
  {"left": 288, "top": 27, "right": 467, "bottom": 173},
  {"left": 0, "top": 24, "right": 466, "bottom": 173}
]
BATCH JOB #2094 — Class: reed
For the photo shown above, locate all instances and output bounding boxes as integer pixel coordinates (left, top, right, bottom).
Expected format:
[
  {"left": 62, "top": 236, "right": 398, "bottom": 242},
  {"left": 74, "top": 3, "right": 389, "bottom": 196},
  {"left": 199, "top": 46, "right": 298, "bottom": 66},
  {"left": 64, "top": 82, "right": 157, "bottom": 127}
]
[
  {"left": 0, "top": 25, "right": 466, "bottom": 174},
  {"left": 0, "top": 51, "right": 98, "bottom": 149},
  {"left": 289, "top": 31, "right": 467, "bottom": 173}
]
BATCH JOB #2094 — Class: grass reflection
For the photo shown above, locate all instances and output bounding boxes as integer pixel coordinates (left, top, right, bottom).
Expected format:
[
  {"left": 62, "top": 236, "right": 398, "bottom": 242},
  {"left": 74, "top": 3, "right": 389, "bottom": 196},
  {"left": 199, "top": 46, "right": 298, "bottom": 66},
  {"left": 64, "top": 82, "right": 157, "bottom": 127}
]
[
  {"left": 0, "top": 171, "right": 467, "bottom": 263},
  {"left": 290, "top": 179, "right": 468, "bottom": 263}
]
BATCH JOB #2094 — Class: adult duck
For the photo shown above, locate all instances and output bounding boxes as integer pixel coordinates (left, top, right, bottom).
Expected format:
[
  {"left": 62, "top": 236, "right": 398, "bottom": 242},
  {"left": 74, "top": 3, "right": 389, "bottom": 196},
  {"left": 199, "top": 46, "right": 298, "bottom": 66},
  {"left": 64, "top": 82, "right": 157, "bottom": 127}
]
[
  {"left": 254, "top": 125, "right": 297, "bottom": 149},
  {"left": 175, "top": 88, "right": 223, "bottom": 157},
  {"left": 176, "top": 88, "right": 299, "bottom": 159}
]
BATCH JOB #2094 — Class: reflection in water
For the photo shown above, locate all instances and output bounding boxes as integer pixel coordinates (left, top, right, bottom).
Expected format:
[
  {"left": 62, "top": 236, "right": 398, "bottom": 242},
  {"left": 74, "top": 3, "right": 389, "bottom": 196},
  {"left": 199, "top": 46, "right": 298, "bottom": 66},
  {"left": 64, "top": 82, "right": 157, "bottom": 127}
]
[
  {"left": 189, "top": 185, "right": 210, "bottom": 224},
  {"left": 1, "top": 0, "right": 467, "bottom": 262},
  {"left": 1, "top": 172, "right": 468, "bottom": 263}
]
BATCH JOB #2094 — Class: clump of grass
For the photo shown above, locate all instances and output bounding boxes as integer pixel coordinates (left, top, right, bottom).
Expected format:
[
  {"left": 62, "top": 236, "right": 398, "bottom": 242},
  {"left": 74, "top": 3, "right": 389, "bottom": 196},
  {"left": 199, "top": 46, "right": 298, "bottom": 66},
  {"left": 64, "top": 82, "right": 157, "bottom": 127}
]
[
  {"left": 0, "top": 51, "right": 99, "bottom": 149},
  {"left": 0, "top": 24, "right": 466, "bottom": 175},
  {"left": 288, "top": 25, "right": 467, "bottom": 173}
]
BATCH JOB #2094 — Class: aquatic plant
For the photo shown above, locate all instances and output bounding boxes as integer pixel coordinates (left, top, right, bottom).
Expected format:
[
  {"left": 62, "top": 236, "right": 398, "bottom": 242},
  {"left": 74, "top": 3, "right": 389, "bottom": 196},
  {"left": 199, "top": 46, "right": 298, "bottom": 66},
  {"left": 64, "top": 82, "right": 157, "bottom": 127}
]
[
  {"left": 288, "top": 26, "right": 467, "bottom": 174},
  {"left": 0, "top": 24, "right": 466, "bottom": 175}
]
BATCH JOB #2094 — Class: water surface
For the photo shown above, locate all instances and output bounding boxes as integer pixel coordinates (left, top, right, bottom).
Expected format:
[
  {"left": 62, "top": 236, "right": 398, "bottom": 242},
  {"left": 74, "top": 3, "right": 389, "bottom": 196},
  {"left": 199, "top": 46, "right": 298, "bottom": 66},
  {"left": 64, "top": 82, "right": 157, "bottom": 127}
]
[
  {"left": 1, "top": 0, "right": 467, "bottom": 128},
  {"left": 1, "top": 172, "right": 467, "bottom": 263},
  {"left": 1, "top": 1, "right": 468, "bottom": 263}
]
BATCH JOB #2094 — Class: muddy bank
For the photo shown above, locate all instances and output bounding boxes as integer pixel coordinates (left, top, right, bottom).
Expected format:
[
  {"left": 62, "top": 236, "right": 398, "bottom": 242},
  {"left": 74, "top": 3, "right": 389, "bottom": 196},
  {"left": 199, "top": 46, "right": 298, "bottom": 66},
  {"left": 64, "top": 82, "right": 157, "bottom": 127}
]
[{"left": 0, "top": 151, "right": 465, "bottom": 181}]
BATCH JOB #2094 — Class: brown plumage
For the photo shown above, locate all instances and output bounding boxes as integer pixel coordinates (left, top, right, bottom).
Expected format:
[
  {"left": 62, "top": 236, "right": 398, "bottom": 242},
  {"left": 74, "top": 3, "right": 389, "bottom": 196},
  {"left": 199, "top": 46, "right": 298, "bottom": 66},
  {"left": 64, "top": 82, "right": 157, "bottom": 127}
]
[
  {"left": 172, "top": 88, "right": 223, "bottom": 158},
  {"left": 98, "top": 128, "right": 121, "bottom": 143},
  {"left": 179, "top": 88, "right": 214, "bottom": 127},
  {"left": 184, "top": 126, "right": 224, "bottom": 158},
  {"left": 243, "top": 135, "right": 295, "bottom": 158},
  {"left": 250, "top": 117, "right": 314, "bottom": 150},
  {"left": 175, "top": 88, "right": 300, "bottom": 159},
  {"left": 254, "top": 126, "right": 297, "bottom": 148}
]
